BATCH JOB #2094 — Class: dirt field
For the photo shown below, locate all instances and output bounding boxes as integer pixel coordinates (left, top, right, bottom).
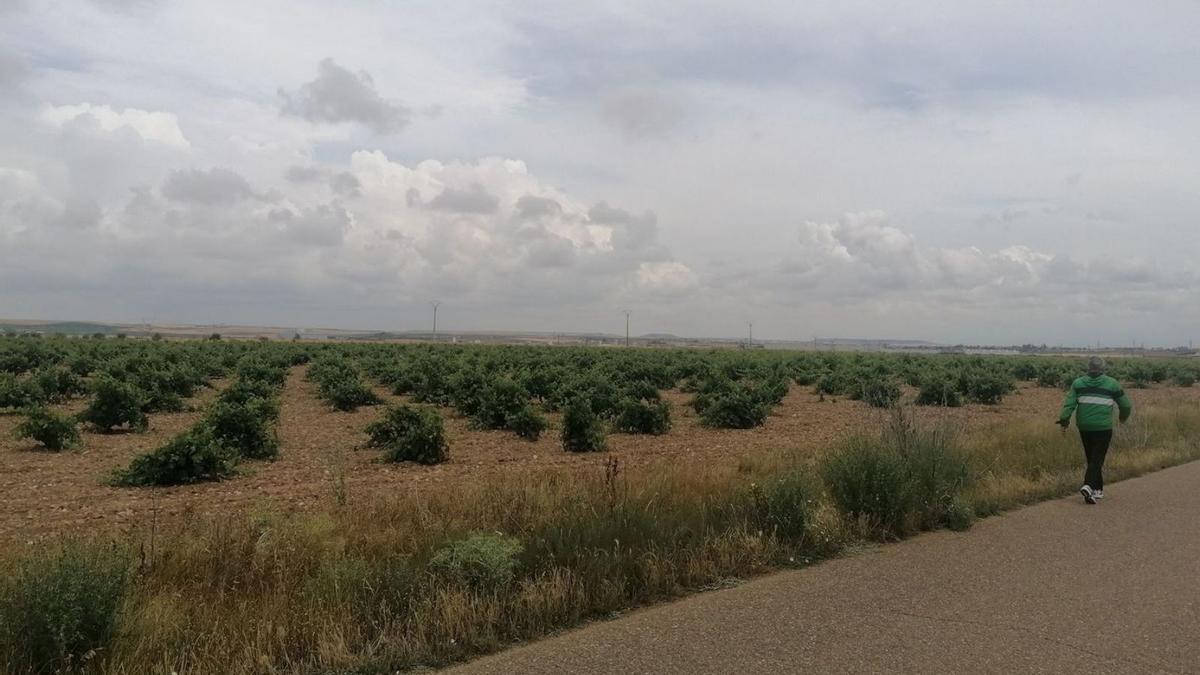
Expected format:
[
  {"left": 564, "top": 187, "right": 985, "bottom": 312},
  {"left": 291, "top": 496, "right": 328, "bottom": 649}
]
[{"left": 2, "top": 366, "right": 1196, "bottom": 543}]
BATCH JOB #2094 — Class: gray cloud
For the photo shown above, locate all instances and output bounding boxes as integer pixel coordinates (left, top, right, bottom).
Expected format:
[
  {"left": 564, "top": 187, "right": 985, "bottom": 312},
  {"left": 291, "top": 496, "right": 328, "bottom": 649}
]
[
  {"left": 517, "top": 225, "right": 576, "bottom": 268},
  {"left": 599, "top": 87, "right": 686, "bottom": 141},
  {"left": 279, "top": 58, "right": 411, "bottom": 134},
  {"left": 285, "top": 165, "right": 324, "bottom": 183},
  {"left": 330, "top": 172, "right": 361, "bottom": 197},
  {"left": 89, "top": 0, "right": 159, "bottom": 11},
  {"left": 426, "top": 183, "right": 499, "bottom": 214},
  {"left": 161, "top": 168, "right": 255, "bottom": 205},
  {"left": 588, "top": 201, "right": 658, "bottom": 251},
  {"left": 5, "top": 2, "right": 1200, "bottom": 344},
  {"left": 269, "top": 203, "right": 350, "bottom": 247},
  {"left": 514, "top": 194, "right": 562, "bottom": 219},
  {"left": 0, "top": 47, "right": 26, "bottom": 89}
]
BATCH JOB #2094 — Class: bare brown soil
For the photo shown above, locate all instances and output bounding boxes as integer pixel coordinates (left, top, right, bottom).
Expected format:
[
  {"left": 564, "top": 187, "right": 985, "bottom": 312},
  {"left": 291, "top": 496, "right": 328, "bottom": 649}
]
[{"left": 2, "top": 367, "right": 1196, "bottom": 544}]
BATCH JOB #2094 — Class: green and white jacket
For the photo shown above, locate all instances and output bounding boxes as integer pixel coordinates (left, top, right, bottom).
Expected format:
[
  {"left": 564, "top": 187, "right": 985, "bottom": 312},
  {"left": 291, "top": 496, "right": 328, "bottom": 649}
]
[{"left": 1058, "top": 374, "right": 1133, "bottom": 432}]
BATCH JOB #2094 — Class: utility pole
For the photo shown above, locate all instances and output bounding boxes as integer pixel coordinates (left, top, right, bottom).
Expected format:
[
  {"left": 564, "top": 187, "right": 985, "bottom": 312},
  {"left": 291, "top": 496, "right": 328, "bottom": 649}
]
[
  {"left": 623, "top": 310, "right": 632, "bottom": 347},
  {"left": 430, "top": 301, "right": 440, "bottom": 341},
  {"left": 748, "top": 321, "right": 753, "bottom": 348}
]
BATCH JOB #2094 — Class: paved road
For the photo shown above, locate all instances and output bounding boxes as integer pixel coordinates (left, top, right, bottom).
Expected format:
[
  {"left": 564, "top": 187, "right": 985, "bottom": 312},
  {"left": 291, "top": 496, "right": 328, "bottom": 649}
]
[{"left": 447, "top": 461, "right": 1200, "bottom": 674}]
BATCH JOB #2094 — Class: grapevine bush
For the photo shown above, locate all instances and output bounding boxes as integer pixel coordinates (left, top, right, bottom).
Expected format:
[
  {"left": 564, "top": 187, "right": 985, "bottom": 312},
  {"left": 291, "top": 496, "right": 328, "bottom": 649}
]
[{"left": 15, "top": 407, "right": 81, "bottom": 451}]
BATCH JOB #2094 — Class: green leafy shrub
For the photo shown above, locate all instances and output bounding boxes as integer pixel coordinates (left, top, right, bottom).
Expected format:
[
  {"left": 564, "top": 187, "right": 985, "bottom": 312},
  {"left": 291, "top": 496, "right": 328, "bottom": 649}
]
[
  {"left": 915, "top": 375, "right": 962, "bottom": 407},
  {"left": 365, "top": 404, "right": 423, "bottom": 448},
  {"left": 507, "top": 406, "right": 549, "bottom": 441},
  {"left": 111, "top": 428, "right": 238, "bottom": 486},
  {"left": 561, "top": 397, "right": 606, "bottom": 452},
  {"left": 409, "top": 357, "right": 452, "bottom": 404},
  {"left": 613, "top": 398, "right": 671, "bottom": 435},
  {"left": 551, "top": 374, "right": 620, "bottom": 417},
  {"left": 201, "top": 400, "right": 278, "bottom": 460},
  {"left": 620, "top": 379, "right": 661, "bottom": 402},
  {"left": 0, "top": 373, "right": 45, "bottom": 410},
  {"left": 32, "top": 367, "right": 86, "bottom": 403},
  {"left": 699, "top": 389, "right": 769, "bottom": 429},
  {"left": 860, "top": 379, "right": 902, "bottom": 408},
  {"left": 218, "top": 379, "right": 281, "bottom": 417},
  {"left": 137, "top": 383, "right": 185, "bottom": 414},
  {"left": 320, "top": 376, "right": 381, "bottom": 412},
  {"left": 815, "top": 370, "right": 852, "bottom": 396},
  {"left": 373, "top": 405, "right": 449, "bottom": 465},
  {"left": 471, "top": 379, "right": 530, "bottom": 431},
  {"left": 79, "top": 376, "right": 148, "bottom": 432},
  {"left": 757, "top": 376, "right": 790, "bottom": 406},
  {"left": 427, "top": 533, "right": 524, "bottom": 592},
  {"left": 15, "top": 407, "right": 81, "bottom": 451},
  {"left": 448, "top": 368, "right": 490, "bottom": 417},
  {"left": 0, "top": 541, "right": 130, "bottom": 673},
  {"left": 1172, "top": 372, "right": 1196, "bottom": 388},
  {"left": 959, "top": 368, "right": 1014, "bottom": 404},
  {"left": 1036, "top": 367, "right": 1071, "bottom": 389},
  {"left": 234, "top": 356, "right": 289, "bottom": 387},
  {"left": 310, "top": 358, "right": 382, "bottom": 411}
]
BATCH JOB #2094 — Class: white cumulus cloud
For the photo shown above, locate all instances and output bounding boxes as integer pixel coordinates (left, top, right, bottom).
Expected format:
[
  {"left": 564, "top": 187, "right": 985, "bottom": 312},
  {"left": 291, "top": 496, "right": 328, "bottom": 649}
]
[{"left": 41, "top": 103, "right": 189, "bottom": 148}]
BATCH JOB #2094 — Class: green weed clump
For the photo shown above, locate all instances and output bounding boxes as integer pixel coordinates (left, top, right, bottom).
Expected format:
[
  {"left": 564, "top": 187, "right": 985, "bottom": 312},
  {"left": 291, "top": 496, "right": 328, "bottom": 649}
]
[
  {"left": 822, "top": 414, "right": 972, "bottom": 538},
  {"left": 15, "top": 407, "right": 81, "bottom": 451},
  {"left": 428, "top": 533, "right": 524, "bottom": 592},
  {"left": 0, "top": 541, "right": 129, "bottom": 673},
  {"left": 750, "top": 470, "right": 816, "bottom": 544},
  {"left": 111, "top": 428, "right": 238, "bottom": 487},
  {"left": 561, "top": 397, "right": 606, "bottom": 452}
]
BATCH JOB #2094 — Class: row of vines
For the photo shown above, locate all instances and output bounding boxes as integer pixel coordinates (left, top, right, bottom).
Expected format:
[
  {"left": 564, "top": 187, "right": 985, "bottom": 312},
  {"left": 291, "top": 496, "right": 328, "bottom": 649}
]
[{"left": 3, "top": 334, "right": 1197, "bottom": 485}]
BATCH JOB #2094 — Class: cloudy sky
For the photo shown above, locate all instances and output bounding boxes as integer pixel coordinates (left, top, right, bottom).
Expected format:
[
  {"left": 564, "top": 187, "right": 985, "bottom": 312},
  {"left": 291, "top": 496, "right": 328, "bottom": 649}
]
[{"left": 2, "top": 1, "right": 1199, "bottom": 345}]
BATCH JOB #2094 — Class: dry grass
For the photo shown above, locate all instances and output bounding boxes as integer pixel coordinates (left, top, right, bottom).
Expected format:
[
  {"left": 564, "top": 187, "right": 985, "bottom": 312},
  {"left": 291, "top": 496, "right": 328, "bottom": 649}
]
[{"left": 963, "top": 398, "right": 1200, "bottom": 514}]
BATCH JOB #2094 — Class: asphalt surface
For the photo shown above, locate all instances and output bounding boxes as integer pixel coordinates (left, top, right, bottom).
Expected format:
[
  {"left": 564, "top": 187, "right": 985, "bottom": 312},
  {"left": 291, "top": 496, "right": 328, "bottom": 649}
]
[{"left": 446, "top": 461, "right": 1200, "bottom": 674}]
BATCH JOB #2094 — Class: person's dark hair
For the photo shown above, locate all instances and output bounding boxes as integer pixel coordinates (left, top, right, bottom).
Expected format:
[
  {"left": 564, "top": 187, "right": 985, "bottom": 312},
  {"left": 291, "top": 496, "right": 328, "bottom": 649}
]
[{"left": 1087, "top": 356, "right": 1105, "bottom": 374}]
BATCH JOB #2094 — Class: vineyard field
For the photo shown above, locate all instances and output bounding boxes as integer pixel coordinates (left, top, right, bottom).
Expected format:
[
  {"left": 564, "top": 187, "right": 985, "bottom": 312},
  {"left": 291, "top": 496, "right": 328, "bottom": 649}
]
[{"left": 2, "top": 336, "right": 1198, "bottom": 543}]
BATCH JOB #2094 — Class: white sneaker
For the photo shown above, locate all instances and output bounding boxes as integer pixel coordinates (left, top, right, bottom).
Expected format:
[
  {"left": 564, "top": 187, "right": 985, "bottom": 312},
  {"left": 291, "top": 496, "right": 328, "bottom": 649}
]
[
  {"left": 1081, "top": 485, "right": 1096, "bottom": 505},
  {"left": 1094, "top": 490, "right": 1105, "bottom": 500}
]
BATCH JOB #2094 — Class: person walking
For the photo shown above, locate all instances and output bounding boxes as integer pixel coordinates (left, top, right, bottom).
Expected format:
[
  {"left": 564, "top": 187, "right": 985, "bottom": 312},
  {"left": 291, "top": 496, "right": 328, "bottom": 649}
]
[{"left": 1057, "top": 357, "right": 1133, "bottom": 504}]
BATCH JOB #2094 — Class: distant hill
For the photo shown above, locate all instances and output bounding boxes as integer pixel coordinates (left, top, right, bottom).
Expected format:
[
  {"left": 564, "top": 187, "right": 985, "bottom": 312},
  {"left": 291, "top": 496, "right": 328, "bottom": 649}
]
[{"left": 0, "top": 320, "right": 121, "bottom": 335}]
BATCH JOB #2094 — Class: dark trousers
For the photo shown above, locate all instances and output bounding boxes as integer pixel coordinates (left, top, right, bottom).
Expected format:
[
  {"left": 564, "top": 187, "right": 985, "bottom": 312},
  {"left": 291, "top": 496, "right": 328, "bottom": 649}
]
[{"left": 1080, "top": 429, "right": 1113, "bottom": 490}]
